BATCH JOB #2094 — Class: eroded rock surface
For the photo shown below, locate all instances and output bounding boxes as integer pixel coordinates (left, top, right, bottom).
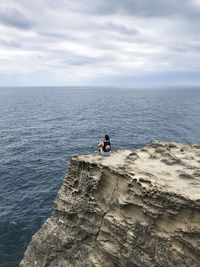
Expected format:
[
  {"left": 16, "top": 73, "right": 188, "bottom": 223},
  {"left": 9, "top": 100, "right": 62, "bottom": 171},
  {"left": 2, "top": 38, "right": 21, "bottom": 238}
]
[{"left": 20, "top": 141, "right": 200, "bottom": 267}]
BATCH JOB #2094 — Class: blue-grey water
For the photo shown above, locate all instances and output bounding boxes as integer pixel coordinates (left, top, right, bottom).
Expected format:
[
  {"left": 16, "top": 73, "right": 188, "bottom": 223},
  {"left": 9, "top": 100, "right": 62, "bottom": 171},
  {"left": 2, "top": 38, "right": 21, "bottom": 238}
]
[{"left": 0, "top": 86, "right": 200, "bottom": 267}]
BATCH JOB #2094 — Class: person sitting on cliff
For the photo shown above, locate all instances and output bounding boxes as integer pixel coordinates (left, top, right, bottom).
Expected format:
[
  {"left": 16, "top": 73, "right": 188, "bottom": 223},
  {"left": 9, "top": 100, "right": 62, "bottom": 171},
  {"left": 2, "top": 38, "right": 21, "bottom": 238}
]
[{"left": 98, "top": 135, "right": 111, "bottom": 157}]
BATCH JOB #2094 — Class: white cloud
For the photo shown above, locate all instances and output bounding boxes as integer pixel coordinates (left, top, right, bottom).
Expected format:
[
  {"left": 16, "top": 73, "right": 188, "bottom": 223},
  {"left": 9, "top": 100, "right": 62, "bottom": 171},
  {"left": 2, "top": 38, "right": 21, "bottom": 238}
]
[{"left": 0, "top": 0, "right": 200, "bottom": 86}]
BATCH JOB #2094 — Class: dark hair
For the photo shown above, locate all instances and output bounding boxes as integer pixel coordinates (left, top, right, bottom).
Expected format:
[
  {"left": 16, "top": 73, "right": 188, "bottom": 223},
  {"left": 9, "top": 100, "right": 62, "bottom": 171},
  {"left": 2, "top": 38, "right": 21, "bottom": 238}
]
[{"left": 105, "top": 135, "right": 110, "bottom": 141}]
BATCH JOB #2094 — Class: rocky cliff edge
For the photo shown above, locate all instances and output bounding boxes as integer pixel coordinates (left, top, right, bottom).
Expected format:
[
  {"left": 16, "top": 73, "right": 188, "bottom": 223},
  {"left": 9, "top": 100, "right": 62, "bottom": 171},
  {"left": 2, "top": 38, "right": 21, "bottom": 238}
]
[{"left": 20, "top": 141, "right": 200, "bottom": 267}]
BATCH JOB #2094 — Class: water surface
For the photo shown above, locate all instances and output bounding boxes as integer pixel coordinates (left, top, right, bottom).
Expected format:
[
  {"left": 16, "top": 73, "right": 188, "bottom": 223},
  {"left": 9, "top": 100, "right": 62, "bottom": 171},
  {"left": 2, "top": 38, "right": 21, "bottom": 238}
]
[{"left": 0, "top": 86, "right": 199, "bottom": 267}]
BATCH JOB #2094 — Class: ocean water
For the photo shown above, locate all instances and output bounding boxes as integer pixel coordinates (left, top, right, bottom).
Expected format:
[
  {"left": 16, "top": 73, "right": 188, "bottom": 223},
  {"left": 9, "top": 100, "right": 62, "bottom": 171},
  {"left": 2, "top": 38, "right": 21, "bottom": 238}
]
[{"left": 0, "top": 86, "right": 200, "bottom": 267}]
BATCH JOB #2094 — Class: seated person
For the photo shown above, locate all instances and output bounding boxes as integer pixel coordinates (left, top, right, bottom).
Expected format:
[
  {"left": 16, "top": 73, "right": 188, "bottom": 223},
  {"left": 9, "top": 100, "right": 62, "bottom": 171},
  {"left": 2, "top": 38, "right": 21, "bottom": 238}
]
[{"left": 98, "top": 135, "right": 111, "bottom": 157}]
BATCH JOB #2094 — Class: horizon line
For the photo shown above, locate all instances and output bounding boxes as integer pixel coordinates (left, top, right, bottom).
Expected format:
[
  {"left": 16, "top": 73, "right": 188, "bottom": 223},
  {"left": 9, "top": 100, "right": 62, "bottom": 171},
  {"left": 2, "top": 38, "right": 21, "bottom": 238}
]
[{"left": 0, "top": 85, "right": 200, "bottom": 89}]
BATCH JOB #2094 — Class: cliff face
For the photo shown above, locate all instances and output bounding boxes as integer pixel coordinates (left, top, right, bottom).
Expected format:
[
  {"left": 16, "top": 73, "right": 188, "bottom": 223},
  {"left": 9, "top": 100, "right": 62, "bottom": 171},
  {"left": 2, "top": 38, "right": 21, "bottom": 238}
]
[{"left": 20, "top": 141, "right": 200, "bottom": 267}]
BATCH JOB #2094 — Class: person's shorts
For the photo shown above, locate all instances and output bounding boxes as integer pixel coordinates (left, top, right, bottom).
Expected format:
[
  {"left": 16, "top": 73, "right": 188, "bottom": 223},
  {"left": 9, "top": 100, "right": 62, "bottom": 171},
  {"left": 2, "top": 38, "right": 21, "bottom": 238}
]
[{"left": 101, "top": 151, "right": 111, "bottom": 157}]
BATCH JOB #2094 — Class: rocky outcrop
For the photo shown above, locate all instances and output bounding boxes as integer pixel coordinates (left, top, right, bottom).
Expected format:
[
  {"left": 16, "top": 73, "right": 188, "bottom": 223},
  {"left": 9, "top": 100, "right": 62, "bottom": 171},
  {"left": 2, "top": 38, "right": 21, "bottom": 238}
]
[{"left": 20, "top": 141, "right": 200, "bottom": 267}]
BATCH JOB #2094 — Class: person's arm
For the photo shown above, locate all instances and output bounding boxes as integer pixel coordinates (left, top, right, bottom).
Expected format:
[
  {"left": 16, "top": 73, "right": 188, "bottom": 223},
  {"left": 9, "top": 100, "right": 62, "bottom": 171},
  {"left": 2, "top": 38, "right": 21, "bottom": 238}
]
[{"left": 98, "top": 140, "right": 104, "bottom": 148}]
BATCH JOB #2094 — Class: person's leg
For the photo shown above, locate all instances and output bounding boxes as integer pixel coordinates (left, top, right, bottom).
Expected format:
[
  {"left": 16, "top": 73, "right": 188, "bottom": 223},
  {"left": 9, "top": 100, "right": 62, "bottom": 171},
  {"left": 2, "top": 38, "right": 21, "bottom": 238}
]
[{"left": 99, "top": 147, "right": 103, "bottom": 155}]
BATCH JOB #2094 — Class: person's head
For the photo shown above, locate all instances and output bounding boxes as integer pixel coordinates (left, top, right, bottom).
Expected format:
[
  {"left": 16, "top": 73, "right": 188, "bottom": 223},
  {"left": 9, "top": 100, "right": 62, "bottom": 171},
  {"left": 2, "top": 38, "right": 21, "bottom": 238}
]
[{"left": 105, "top": 134, "right": 110, "bottom": 141}]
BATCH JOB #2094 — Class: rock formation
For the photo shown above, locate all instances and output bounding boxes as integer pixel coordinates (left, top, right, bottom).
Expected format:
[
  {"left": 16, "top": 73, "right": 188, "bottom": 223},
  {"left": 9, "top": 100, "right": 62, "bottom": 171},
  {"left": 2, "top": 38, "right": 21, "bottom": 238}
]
[{"left": 20, "top": 141, "right": 200, "bottom": 267}]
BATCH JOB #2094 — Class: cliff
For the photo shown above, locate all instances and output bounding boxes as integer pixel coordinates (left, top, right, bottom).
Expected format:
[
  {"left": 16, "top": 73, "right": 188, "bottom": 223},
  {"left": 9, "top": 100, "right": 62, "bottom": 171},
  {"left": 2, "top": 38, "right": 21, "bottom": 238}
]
[{"left": 20, "top": 141, "right": 200, "bottom": 267}]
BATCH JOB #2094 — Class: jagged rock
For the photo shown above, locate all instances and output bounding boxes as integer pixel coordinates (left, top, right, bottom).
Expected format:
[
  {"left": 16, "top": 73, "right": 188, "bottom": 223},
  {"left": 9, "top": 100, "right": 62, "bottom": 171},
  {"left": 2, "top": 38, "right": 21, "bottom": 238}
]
[{"left": 20, "top": 141, "right": 200, "bottom": 267}]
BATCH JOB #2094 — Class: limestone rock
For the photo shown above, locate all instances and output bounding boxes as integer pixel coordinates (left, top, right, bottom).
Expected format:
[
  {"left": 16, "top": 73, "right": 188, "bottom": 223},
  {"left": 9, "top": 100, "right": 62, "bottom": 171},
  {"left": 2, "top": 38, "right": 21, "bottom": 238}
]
[{"left": 20, "top": 141, "right": 200, "bottom": 267}]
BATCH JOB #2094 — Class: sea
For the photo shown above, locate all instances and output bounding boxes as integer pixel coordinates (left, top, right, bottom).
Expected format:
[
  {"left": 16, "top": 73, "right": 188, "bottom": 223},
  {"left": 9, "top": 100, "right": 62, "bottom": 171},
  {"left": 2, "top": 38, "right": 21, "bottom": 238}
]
[{"left": 0, "top": 86, "right": 200, "bottom": 267}]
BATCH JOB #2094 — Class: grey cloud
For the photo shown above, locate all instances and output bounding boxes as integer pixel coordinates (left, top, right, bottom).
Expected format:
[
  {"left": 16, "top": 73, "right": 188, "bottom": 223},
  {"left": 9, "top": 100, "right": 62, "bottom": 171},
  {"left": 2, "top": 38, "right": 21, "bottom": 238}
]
[
  {"left": 167, "top": 45, "right": 188, "bottom": 53},
  {"left": 167, "top": 43, "right": 200, "bottom": 53},
  {"left": 66, "top": 56, "right": 101, "bottom": 66},
  {"left": 103, "top": 22, "right": 138, "bottom": 35},
  {"left": 66, "top": 0, "right": 200, "bottom": 19},
  {"left": 112, "top": 0, "right": 189, "bottom": 17},
  {"left": 188, "top": 44, "right": 200, "bottom": 52},
  {"left": 38, "top": 31, "right": 68, "bottom": 39},
  {"left": 37, "top": 30, "right": 80, "bottom": 43},
  {"left": 1, "top": 0, "right": 200, "bottom": 86},
  {"left": 0, "top": 6, "right": 33, "bottom": 29},
  {"left": 45, "top": 0, "right": 68, "bottom": 8},
  {"left": 56, "top": 51, "right": 116, "bottom": 67},
  {"left": 0, "top": 38, "right": 22, "bottom": 48},
  {"left": 74, "top": 55, "right": 115, "bottom": 66}
]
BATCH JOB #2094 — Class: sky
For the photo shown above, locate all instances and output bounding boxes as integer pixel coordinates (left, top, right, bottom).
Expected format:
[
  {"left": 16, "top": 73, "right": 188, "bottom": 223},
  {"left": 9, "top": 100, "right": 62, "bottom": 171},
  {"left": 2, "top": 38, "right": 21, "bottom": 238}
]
[{"left": 0, "top": 0, "right": 200, "bottom": 86}]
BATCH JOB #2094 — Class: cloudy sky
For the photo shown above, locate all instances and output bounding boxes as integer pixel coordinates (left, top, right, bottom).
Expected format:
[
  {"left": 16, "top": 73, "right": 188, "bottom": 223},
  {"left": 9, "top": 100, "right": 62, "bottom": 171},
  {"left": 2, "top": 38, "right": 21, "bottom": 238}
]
[{"left": 0, "top": 0, "right": 200, "bottom": 86}]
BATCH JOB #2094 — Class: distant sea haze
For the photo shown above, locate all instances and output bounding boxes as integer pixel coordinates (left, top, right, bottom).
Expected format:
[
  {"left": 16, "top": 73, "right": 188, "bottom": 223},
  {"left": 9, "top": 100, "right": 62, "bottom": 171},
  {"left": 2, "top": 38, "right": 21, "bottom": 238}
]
[{"left": 0, "top": 86, "right": 200, "bottom": 267}]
